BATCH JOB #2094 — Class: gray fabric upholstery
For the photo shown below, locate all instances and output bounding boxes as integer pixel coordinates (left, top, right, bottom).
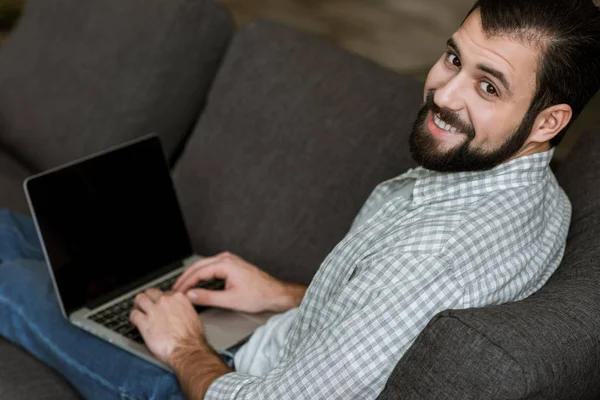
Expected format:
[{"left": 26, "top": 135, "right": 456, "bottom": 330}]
[
  {"left": 0, "top": 0, "right": 234, "bottom": 396},
  {"left": 379, "top": 315, "right": 527, "bottom": 399},
  {"left": 378, "top": 126, "right": 600, "bottom": 400},
  {"left": 0, "top": 148, "right": 31, "bottom": 215},
  {"left": 0, "top": 337, "right": 81, "bottom": 400},
  {"left": 173, "top": 20, "right": 423, "bottom": 285},
  {"left": 0, "top": 0, "right": 233, "bottom": 172}
]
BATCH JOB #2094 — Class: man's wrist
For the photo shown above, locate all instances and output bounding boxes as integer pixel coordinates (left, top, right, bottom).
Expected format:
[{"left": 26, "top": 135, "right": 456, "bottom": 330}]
[
  {"left": 271, "top": 281, "right": 307, "bottom": 312},
  {"left": 170, "top": 338, "right": 232, "bottom": 400}
]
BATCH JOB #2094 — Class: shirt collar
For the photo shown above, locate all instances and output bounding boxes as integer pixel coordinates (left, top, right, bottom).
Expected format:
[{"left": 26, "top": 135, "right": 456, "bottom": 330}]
[{"left": 404, "top": 149, "right": 555, "bottom": 205}]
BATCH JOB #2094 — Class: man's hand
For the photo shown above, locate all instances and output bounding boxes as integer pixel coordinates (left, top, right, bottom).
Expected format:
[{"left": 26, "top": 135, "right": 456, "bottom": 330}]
[
  {"left": 130, "top": 288, "right": 232, "bottom": 400},
  {"left": 130, "top": 288, "right": 204, "bottom": 366},
  {"left": 172, "top": 252, "right": 307, "bottom": 313}
]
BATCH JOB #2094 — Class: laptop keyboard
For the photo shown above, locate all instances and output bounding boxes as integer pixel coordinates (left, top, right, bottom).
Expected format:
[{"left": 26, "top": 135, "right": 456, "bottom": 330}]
[{"left": 88, "top": 276, "right": 225, "bottom": 344}]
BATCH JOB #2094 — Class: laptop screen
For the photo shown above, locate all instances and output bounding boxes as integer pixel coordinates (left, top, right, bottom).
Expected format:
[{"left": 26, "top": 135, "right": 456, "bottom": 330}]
[{"left": 25, "top": 135, "right": 193, "bottom": 315}]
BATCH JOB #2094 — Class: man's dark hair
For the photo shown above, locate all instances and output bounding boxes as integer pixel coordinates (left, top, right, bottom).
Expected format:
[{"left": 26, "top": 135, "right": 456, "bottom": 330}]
[{"left": 466, "top": 0, "right": 600, "bottom": 146}]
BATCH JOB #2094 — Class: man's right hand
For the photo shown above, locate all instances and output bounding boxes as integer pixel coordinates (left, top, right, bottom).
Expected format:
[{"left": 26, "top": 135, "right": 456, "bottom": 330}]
[{"left": 172, "top": 252, "right": 307, "bottom": 314}]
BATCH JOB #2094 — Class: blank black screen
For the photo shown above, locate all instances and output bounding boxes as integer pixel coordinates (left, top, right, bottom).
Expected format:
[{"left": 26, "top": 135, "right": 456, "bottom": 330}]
[{"left": 26, "top": 136, "right": 193, "bottom": 315}]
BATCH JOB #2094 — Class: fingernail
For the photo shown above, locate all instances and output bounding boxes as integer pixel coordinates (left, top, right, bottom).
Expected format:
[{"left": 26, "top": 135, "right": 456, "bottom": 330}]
[{"left": 187, "top": 291, "right": 196, "bottom": 300}]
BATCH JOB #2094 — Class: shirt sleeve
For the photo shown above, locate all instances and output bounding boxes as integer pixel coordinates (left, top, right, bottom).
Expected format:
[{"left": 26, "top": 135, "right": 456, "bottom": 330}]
[{"left": 206, "top": 254, "right": 463, "bottom": 399}]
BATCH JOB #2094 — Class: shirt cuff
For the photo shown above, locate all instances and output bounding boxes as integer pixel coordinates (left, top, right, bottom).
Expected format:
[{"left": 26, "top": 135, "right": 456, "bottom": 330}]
[{"left": 205, "top": 372, "right": 256, "bottom": 400}]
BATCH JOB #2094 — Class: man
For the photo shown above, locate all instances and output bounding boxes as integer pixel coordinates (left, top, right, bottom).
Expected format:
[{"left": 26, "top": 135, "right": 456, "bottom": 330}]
[{"left": 1, "top": 0, "right": 599, "bottom": 398}]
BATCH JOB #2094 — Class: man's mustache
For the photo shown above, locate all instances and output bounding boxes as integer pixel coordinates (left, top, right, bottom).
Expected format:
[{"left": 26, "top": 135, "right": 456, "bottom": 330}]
[{"left": 425, "top": 91, "right": 476, "bottom": 140}]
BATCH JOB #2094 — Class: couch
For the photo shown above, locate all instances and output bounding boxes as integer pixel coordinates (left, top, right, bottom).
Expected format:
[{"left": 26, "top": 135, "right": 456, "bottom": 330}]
[{"left": 0, "top": 0, "right": 599, "bottom": 398}]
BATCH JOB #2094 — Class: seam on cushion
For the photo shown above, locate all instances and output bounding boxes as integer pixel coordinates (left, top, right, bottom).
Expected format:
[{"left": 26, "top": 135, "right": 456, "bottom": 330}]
[
  {"left": 0, "top": 141, "right": 37, "bottom": 174},
  {"left": 440, "top": 314, "right": 529, "bottom": 398},
  {"left": 160, "top": 0, "right": 234, "bottom": 167},
  {"left": 0, "top": 294, "right": 121, "bottom": 397}
]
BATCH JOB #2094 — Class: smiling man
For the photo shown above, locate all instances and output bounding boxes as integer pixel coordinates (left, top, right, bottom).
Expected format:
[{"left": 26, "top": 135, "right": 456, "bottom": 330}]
[
  {"left": 128, "top": 1, "right": 600, "bottom": 399},
  {"left": 0, "top": 0, "right": 600, "bottom": 399}
]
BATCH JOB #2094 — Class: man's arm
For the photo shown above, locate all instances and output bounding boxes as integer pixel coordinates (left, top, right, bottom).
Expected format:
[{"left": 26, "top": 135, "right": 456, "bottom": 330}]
[
  {"left": 132, "top": 252, "right": 462, "bottom": 399},
  {"left": 202, "top": 254, "right": 463, "bottom": 399},
  {"left": 170, "top": 338, "right": 232, "bottom": 400},
  {"left": 168, "top": 280, "right": 307, "bottom": 400}
]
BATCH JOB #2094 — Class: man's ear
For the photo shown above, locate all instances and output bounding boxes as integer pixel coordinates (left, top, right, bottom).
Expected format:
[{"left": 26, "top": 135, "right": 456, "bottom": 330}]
[{"left": 528, "top": 104, "right": 573, "bottom": 144}]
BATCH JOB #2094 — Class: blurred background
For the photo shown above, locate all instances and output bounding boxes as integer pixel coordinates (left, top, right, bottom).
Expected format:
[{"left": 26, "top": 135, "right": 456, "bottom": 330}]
[{"left": 1, "top": 0, "right": 598, "bottom": 159}]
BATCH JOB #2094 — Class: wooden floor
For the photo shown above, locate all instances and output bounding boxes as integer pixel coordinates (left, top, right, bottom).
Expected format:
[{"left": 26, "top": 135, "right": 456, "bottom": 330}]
[{"left": 219, "top": 0, "right": 476, "bottom": 75}]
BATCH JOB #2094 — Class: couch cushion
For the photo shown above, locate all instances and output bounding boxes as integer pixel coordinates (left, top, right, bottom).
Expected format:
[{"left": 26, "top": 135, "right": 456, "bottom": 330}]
[
  {"left": 0, "top": 0, "right": 233, "bottom": 172},
  {"left": 0, "top": 149, "right": 31, "bottom": 215},
  {"left": 0, "top": 337, "right": 81, "bottom": 400},
  {"left": 378, "top": 126, "right": 600, "bottom": 400},
  {"left": 173, "top": 20, "right": 423, "bottom": 284}
]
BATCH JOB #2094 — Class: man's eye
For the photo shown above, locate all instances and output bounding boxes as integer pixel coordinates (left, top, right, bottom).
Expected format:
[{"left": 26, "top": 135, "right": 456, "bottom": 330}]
[
  {"left": 446, "top": 53, "right": 461, "bottom": 68},
  {"left": 480, "top": 81, "right": 498, "bottom": 96}
]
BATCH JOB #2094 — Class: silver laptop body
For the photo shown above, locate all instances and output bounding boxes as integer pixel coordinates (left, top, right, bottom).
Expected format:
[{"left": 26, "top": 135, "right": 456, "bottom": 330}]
[{"left": 23, "top": 134, "right": 271, "bottom": 371}]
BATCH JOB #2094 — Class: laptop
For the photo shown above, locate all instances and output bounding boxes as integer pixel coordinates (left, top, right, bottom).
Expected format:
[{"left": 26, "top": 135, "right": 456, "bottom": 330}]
[{"left": 23, "top": 134, "right": 272, "bottom": 371}]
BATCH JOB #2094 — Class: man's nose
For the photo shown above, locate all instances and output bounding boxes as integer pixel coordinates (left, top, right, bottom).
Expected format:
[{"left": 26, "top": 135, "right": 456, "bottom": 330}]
[{"left": 434, "top": 75, "right": 466, "bottom": 112}]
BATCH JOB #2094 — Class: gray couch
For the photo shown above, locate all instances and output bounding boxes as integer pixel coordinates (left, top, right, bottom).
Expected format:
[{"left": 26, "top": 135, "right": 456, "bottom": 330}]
[{"left": 0, "top": 0, "right": 599, "bottom": 399}]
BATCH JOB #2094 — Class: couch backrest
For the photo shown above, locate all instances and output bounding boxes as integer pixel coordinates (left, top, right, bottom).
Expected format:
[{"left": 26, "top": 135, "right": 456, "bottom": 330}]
[
  {"left": 0, "top": 0, "right": 233, "bottom": 172},
  {"left": 378, "top": 125, "right": 600, "bottom": 400},
  {"left": 172, "top": 20, "right": 423, "bottom": 284}
]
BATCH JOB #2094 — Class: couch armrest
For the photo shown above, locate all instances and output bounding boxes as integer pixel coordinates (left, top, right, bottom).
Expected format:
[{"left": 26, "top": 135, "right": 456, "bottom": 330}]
[{"left": 377, "top": 313, "right": 526, "bottom": 400}]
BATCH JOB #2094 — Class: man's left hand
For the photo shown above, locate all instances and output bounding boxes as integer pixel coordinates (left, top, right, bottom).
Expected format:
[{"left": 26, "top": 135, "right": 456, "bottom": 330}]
[{"left": 130, "top": 288, "right": 205, "bottom": 367}]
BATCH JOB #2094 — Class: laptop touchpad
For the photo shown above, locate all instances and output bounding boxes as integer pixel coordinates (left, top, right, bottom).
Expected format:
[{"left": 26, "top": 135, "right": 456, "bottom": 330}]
[{"left": 202, "top": 308, "right": 262, "bottom": 350}]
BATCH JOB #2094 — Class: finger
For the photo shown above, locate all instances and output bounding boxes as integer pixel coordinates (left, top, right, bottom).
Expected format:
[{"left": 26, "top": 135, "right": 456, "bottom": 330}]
[
  {"left": 176, "top": 263, "right": 230, "bottom": 293},
  {"left": 129, "top": 309, "right": 147, "bottom": 328},
  {"left": 133, "top": 293, "right": 155, "bottom": 313},
  {"left": 145, "top": 288, "right": 163, "bottom": 302},
  {"left": 186, "top": 288, "right": 234, "bottom": 309},
  {"left": 173, "top": 254, "right": 224, "bottom": 290}
]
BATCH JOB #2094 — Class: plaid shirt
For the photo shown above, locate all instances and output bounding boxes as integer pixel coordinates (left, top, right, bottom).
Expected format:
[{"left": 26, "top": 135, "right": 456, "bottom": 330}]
[{"left": 207, "top": 149, "right": 571, "bottom": 399}]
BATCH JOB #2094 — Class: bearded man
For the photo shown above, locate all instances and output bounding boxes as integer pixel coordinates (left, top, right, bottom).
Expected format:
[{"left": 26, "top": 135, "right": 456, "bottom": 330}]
[{"left": 0, "top": 0, "right": 599, "bottom": 399}]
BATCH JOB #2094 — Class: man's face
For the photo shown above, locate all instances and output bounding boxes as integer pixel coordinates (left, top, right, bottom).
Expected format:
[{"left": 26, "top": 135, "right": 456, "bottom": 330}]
[{"left": 410, "top": 9, "right": 541, "bottom": 172}]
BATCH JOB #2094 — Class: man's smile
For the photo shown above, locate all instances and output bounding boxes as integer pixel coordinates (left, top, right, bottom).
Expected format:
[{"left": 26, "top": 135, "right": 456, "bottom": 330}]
[
  {"left": 434, "top": 113, "right": 459, "bottom": 133},
  {"left": 426, "top": 110, "right": 467, "bottom": 138}
]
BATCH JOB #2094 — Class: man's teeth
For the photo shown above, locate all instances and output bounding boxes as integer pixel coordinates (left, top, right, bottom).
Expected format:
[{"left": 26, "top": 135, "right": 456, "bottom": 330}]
[{"left": 434, "top": 113, "right": 458, "bottom": 132}]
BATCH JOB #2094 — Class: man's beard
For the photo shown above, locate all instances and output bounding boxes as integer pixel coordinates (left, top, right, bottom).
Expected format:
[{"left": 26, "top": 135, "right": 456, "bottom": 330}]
[{"left": 409, "top": 91, "right": 535, "bottom": 172}]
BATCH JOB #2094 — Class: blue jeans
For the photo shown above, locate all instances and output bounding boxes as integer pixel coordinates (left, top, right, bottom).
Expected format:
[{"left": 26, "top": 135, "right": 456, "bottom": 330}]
[{"left": 0, "top": 209, "right": 237, "bottom": 399}]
